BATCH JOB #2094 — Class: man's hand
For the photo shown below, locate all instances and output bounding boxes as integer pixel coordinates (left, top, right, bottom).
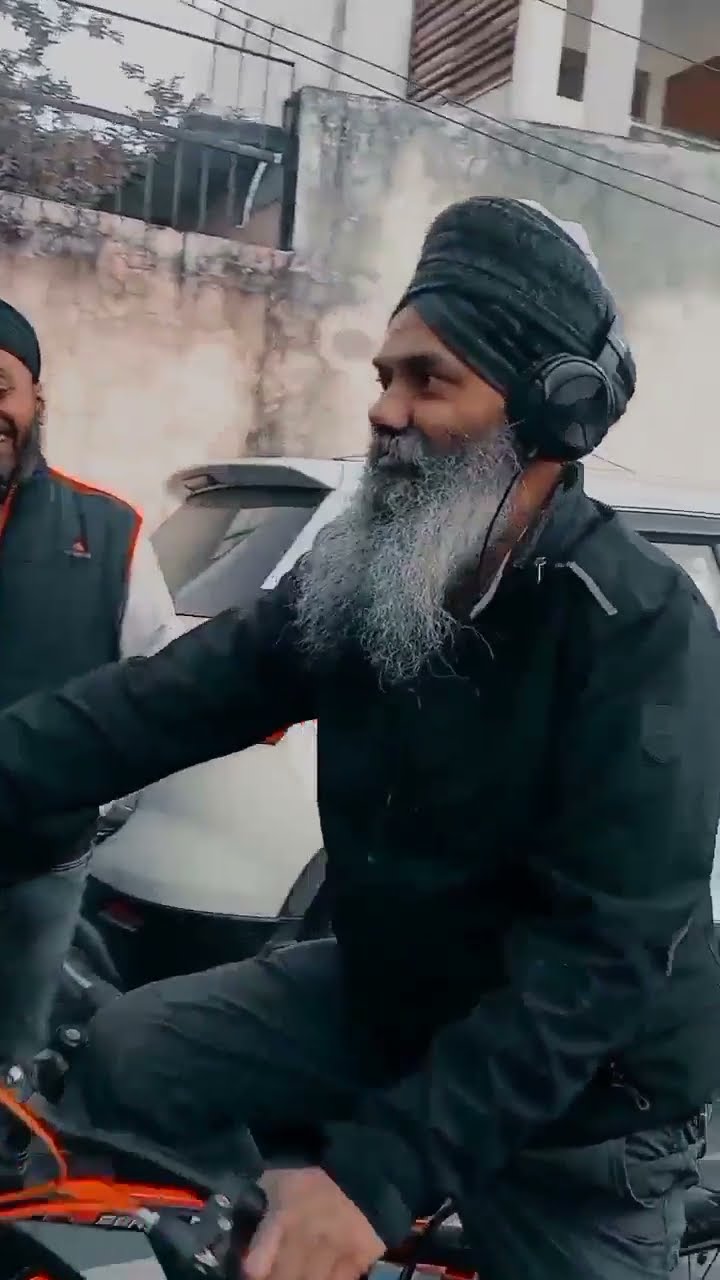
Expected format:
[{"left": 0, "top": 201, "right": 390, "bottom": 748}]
[{"left": 243, "top": 1167, "right": 386, "bottom": 1280}]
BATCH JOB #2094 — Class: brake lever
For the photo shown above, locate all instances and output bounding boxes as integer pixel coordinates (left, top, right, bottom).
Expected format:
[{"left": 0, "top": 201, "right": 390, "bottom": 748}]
[{"left": 145, "top": 1180, "right": 267, "bottom": 1280}]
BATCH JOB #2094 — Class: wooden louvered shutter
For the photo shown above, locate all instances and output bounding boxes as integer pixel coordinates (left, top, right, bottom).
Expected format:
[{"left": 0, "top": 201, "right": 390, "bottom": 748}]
[{"left": 409, "top": 0, "right": 520, "bottom": 103}]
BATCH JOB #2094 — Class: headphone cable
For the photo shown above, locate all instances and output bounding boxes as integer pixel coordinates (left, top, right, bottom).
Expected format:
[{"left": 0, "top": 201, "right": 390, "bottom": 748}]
[{"left": 469, "top": 463, "right": 525, "bottom": 607}]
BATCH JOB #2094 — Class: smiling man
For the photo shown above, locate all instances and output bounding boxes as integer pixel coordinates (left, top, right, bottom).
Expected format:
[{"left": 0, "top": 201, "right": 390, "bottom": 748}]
[
  {"left": 0, "top": 201, "right": 719, "bottom": 1278},
  {"left": 0, "top": 298, "right": 178, "bottom": 1180}
]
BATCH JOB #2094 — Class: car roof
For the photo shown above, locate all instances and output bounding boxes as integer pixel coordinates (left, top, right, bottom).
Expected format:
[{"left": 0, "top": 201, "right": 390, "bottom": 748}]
[
  {"left": 168, "top": 456, "right": 720, "bottom": 524},
  {"left": 584, "top": 466, "right": 720, "bottom": 520}
]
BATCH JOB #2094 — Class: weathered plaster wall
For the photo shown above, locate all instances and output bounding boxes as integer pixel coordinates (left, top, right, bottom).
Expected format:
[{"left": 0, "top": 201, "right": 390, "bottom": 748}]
[
  {"left": 292, "top": 89, "right": 720, "bottom": 493},
  {"left": 0, "top": 192, "right": 321, "bottom": 527},
  {"left": 2, "top": 88, "right": 720, "bottom": 529}
]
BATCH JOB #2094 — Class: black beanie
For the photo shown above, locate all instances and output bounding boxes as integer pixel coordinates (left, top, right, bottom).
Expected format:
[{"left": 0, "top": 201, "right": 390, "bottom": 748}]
[
  {"left": 0, "top": 299, "right": 41, "bottom": 382},
  {"left": 394, "top": 197, "right": 635, "bottom": 414}
]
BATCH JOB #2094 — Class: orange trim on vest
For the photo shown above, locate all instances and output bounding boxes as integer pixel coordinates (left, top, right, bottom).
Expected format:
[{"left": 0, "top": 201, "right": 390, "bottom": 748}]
[
  {"left": 0, "top": 486, "right": 16, "bottom": 542},
  {"left": 0, "top": 479, "right": 19, "bottom": 544},
  {"left": 48, "top": 466, "right": 142, "bottom": 520}
]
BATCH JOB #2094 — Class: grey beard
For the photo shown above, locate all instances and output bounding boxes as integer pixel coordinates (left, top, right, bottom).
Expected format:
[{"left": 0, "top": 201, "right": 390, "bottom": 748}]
[{"left": 295, "top": 426, "right": 520, "bottom": 684}]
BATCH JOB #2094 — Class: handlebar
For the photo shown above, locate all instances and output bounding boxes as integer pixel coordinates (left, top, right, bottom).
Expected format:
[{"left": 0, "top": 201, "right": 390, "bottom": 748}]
[
  {"left": 0, "top": 1077, "right": 268, "bottom": 1280},
  {"left": 145, "top": 1180, "right": 267, "bottom": 1280},
  {"left": 0, "top": 1081, "right": 472, "bottom": 1280}
]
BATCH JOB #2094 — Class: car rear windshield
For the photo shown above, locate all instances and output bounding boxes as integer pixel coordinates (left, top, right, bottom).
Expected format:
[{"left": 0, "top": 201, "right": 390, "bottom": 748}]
[
  {"left": 658, "top": 543, "right": 720, "bottom": 621},
  {"left": 152, "top": 485, "right": 325, "bottom": 617}
]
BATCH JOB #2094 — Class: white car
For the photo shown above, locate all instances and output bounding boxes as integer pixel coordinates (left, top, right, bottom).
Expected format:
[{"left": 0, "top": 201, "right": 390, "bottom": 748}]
[{"left": 86, "top": 458, "right": 720, "bottom": 983}]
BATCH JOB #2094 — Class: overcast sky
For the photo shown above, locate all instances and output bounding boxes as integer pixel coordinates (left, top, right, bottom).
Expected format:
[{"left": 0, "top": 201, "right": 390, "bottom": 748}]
[{"left": 3, "top": 0, "right": 220, "bottom": 114}]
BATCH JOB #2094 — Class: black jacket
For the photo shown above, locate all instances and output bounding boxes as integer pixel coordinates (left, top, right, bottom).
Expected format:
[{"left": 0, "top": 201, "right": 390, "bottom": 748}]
[{"left": 0, "top": 471, "right": 719, "bottom": 1243}]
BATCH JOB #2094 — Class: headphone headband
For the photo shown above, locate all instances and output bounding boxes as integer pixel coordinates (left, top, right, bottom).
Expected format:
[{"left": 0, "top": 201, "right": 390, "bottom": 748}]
[{"left": 596, "top": 314, "right": 630, "bottom": 394}]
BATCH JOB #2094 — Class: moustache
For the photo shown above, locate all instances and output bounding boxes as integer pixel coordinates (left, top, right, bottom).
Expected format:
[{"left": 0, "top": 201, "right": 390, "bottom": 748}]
[
  {"left": 368, "top": 426, "right": 435, "bottom": 472},
  {"left": 0, "top": 417, "right": 17, "bottom": 443}
]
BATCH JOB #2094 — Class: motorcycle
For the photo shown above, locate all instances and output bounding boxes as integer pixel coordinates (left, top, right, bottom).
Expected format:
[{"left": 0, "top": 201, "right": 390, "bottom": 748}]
[
  {"left": 17, "top": 1033, "right": 720, "bottom": 1280},
  {"left": 45, "top": 809, "right": 720, "bottom": 1277}
]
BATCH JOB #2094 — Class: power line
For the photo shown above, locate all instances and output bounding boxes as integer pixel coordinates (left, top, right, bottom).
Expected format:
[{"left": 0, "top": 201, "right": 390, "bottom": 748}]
[
  {"left": 179, "top": 0, "right": 720, "bottom": 230},
  {"left": 87, "top": 0, "right": 720, "bottom": 215},
  {"left": 61, "top": 0, "right": 294, "bottom": 67},
  {"left": 535, "top": 0, "right": 720, "bottom": 78},
  {"left": 61, "top": 0, "right": 720, "bottom": 220},
  {"left": 187, "top": 0, "right": 720, "bottom": 214}
]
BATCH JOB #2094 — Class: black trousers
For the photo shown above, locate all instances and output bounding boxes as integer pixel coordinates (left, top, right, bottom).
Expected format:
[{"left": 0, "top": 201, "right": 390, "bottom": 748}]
[{"left": 66, "top": 939, "right": 698, "bottom": 1279}]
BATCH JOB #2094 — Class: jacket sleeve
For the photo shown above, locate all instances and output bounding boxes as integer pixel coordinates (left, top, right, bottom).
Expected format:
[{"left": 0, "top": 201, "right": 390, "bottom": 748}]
[
  {"left": 321, "top": 584, "right": 720, "bottom": 1244},
  {"left": 0, "top": 572, "right": 314, "bottom": 861}
]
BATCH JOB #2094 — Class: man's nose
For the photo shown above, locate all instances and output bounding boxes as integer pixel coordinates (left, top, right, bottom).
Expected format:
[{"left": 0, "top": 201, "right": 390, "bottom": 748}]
[{"left": 369, "top": 386, "right": 413, "bottom": 433}]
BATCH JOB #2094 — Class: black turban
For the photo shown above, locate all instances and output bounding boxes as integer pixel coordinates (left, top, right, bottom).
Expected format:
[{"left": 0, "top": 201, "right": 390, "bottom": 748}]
[
  {"left": 0, "top": 299, "right": 41, "bottom": 382},
  {"left": 394, "top": 197, "right": 635, "bottom": 415}
]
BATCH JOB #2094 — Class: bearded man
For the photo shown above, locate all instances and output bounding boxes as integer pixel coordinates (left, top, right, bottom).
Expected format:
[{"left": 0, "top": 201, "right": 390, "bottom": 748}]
[
  {"left": 0, "top": 298, "right": 177, "bottom": 1177},
  {"left": 0, "top": 199, "right": 719, "bottom": 1279}
]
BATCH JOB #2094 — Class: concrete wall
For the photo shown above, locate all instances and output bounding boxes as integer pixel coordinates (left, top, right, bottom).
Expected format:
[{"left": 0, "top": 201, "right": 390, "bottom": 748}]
[
  {"left": 291, "top": 88, "right": 720, "bottom": 492},
  {"left": 3, "top": 86, "right": 720, "bottom": 527},
  {"left": 0, "top": 193, "right": 302, "bottom": 527}
]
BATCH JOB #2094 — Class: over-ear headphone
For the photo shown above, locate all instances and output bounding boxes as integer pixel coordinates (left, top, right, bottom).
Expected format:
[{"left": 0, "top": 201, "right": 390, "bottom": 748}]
[{"left": 507, "top": 314, "right": 632, "bottom": 463}]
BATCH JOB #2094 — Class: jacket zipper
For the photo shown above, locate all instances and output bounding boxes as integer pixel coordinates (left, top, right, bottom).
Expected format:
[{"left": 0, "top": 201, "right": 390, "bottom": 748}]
[{"left": 608, "top": 1061, "right": 651, "bottom": 1112}]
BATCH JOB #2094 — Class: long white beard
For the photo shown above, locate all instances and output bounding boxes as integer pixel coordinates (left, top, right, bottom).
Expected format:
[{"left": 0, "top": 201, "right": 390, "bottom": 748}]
[{"left": 295, "top": 426, "right": 520, "bottom": 683}]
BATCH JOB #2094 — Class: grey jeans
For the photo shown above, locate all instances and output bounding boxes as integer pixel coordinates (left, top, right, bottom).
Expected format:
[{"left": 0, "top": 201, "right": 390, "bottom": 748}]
[
  {"left": 66, "top": 938, "right": 700, "bottom": 1279},
  {"left": 0, "top": 859, "right": 89, "bottom": 1067}
]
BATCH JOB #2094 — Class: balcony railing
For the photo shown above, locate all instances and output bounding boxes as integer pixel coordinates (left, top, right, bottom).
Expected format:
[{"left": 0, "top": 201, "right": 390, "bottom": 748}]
[{"left": 0, "top": 84, "right": 294, "bottom": 246}]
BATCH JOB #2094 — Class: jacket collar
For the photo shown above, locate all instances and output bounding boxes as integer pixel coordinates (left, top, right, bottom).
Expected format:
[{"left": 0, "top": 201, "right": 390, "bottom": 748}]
[
  {"left": 470, "top": 464, "right": 618, "bottom": 619},
  {"left": 530, "top": 463, "right": 610, "bottom": 565}
]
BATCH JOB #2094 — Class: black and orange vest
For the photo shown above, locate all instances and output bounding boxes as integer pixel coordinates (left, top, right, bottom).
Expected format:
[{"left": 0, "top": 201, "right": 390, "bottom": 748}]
[{"left": 0, "top": 462, "right": 140, "bottom": 859}]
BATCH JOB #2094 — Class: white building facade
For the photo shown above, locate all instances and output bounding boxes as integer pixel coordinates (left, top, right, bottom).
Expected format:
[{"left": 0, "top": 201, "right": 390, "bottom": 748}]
[
  {"left": 502, "top": 0, "right": 720, "bottom": 140},
  {"left": 202, "top": 0, "right": 720, "bottom": 145},
  {"left": 203, "top": 0, "right": 415, "bottom": 126}
]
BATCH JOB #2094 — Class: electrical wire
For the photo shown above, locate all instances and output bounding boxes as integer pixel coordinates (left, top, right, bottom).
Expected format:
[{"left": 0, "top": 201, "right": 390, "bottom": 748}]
[
  {"left": 534, "top": 0, "right": 720, "bottom": 78},
  {"left": 60, "top": 0, "right": 294, "bottom": 68},
  {"left": 59, "top": 0, "right": 720, "bottom": 216},
  {"left": 191, "top": 0, "right": 720, "bottom": 213},
  {"left": 471, "top": 464, "right": 525, "bottom": 603},
  {"left": 84, "top": 0, "right": 720, "bottom": 216},
  {"left": 179, "top": 0, "right": 720, "bottom": 230}
]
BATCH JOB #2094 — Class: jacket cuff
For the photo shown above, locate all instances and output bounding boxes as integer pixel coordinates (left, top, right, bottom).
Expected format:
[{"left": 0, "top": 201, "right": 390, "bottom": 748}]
[{"left": 321, "top": 1121, "right": 424, "bottom": 1247}]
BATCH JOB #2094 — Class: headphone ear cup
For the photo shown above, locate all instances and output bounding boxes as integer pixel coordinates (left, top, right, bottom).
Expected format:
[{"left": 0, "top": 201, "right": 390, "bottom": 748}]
[{"left": 510, "top": 356, "right": 616, "bottom": 463}]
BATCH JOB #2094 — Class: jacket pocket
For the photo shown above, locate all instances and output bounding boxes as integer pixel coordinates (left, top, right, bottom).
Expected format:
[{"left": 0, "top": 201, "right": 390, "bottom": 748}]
[{"left": 611, "top": 1126, "right": 699, "bottom": 1209}]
